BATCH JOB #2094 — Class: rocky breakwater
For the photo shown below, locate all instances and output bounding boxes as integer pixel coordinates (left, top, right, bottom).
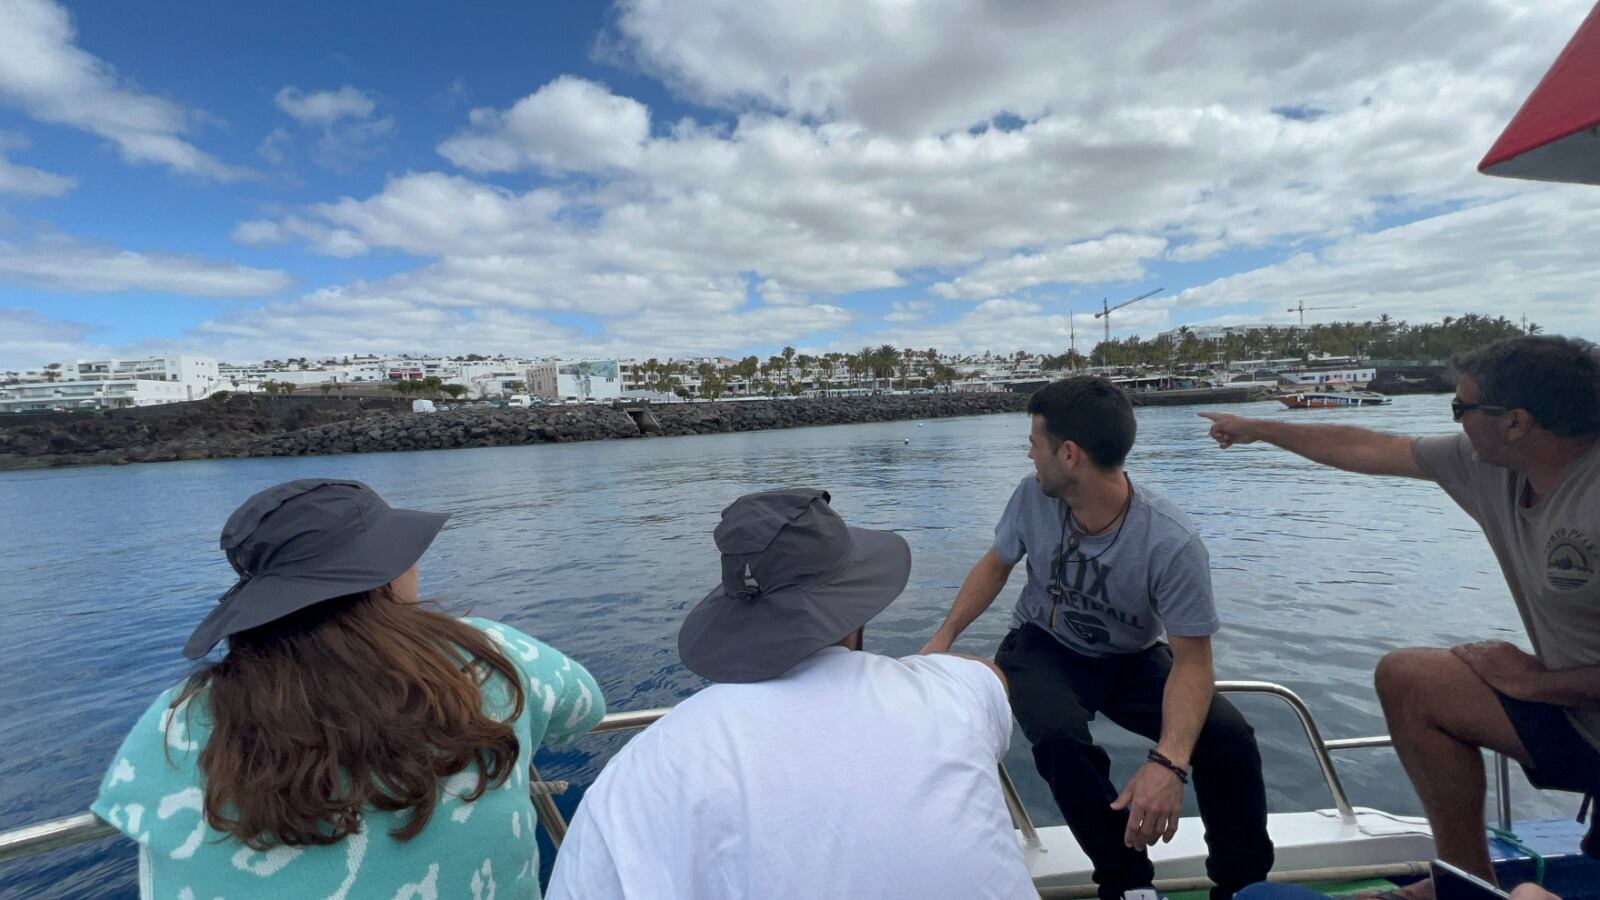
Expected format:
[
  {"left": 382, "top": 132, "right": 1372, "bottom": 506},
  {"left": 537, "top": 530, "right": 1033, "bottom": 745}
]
[
  {"left": 0, "top": 393, "right": 1032, "bottom": 469},
  {"left": 0, "top": 396, "right": 395, "bottom": 470},
  {"left": 246, "top": 392, "right": 1031, "bottom": 460},
  {"left": 248, "top": 405, "right": 641, "bottom": 456}
]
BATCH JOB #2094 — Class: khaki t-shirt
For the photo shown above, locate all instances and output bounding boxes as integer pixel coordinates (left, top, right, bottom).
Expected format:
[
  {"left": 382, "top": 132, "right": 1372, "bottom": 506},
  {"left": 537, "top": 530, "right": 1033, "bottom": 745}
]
[{"left": 1413, "top": 433, "right": 1600, "bottom": 751}]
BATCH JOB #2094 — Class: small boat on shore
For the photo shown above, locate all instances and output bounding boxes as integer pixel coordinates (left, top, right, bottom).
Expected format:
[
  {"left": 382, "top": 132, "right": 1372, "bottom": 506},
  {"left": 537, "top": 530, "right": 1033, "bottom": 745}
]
[{"left": 1279, "top": 389, "right": 1392, "bottom": 409}]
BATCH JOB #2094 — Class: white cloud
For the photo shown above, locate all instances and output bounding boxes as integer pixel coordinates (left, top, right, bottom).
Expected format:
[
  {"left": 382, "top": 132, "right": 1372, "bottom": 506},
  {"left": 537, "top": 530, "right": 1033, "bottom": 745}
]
[
  {"left": 0, "top": 236, "right": 294, "bottom": 296},
  {"left": 856, "top": 302, "right": 1126, "bottom": 358},
  {"left": 0, "top": 0, "right": 250, "bottom": 181},
  {"left": 0, "top": 307, "right": 107, "bottom": 369},
  {"left": 611, "top": 0, "right": 1583, "bottom": 139},
  {"left": 884, "top": 301, "right": 930, "bottom": 323},
  {"left": 274, "top": 85, "right": 376, "bottom": 125},
  {"left": 141, "top": 0, "right": 1599, "bottom": 362},
  {"left": 270, "top": 85, "right": 392, "bottom": 170},
  {"left": 0, "top": 131, "right": 76, "bottom": 195},
  {"left": 933, "top": 234, "right": 1168, "bottom": 300},
  {"left": 438, "top": 76, "right": 651, "bottom": 173},
  {"left": 256, "top": 127, "right": 291, "bottom": 164},
  {"left": 1171, "top": 188, "right": 1600, "bottom": 336}
]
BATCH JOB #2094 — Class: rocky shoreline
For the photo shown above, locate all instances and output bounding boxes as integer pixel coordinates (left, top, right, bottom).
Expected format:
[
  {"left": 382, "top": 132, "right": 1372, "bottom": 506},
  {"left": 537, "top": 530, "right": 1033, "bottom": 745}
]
[{"left": 0, "top": 393, "right": 1031, "bottom": 471}]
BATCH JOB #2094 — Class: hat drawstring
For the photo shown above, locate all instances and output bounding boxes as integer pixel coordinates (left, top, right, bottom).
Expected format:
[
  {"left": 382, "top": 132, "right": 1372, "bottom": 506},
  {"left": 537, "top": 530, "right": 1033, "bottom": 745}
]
[{"left": 218, "top": 573, "right": 251, "bottom": 604}]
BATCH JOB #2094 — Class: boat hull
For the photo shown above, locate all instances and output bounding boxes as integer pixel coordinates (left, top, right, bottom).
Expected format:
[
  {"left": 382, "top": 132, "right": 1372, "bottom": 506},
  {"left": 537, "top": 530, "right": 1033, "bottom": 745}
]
[{"left": 1279, "top": 392, "right": 1393, "bottom": 409}]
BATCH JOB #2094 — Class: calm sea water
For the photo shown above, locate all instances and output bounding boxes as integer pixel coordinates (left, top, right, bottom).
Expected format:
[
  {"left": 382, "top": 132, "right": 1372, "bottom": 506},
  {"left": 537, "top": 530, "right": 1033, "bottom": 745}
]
[{"left": 0, "top": 396, "right": 1572, "bottom": 897}]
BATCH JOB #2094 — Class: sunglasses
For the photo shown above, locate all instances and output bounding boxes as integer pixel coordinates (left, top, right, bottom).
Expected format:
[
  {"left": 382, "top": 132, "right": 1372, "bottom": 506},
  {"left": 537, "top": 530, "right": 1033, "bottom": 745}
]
[{"left": 1451, "top": 398, "right": 1510, "bottom": 422}]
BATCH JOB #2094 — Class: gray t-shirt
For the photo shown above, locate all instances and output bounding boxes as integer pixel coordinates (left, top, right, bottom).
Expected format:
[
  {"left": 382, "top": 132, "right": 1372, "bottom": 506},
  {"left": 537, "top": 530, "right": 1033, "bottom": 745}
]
[
  {"left": 995, "top": 475, "right": 1220, "bottom": 657},
  {"left": 1414, "top": 433, "right": 1600, "bottom": 752}
]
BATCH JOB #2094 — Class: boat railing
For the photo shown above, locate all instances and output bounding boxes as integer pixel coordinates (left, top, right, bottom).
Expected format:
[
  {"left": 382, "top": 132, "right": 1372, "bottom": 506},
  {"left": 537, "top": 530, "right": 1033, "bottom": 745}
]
[{"left": 0, "top": 680, "right": 1515, "bottom": 867}]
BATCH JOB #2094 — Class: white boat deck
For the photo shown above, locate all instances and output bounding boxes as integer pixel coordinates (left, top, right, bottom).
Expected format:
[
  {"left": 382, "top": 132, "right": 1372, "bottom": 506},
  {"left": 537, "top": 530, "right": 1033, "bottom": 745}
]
[{"left": 1024, "top": 808, "right": 1435, "bottom": 891}]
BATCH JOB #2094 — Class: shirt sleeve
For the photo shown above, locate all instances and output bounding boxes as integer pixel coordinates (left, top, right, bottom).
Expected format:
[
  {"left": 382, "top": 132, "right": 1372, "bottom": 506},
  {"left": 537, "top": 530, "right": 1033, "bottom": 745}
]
[
  {"left": 1152, "top": 535, "right": 1221, "bottom": 638},
  {"left": 905, "top": 654, "right": 1013, "bottom": 759},
  {"left": 472, "top": 618, "right": 608, "bottom": 746},
  {"left": 991, "top": 480, "right": 1030, "bottom": 565},
  {"left": 1412, "top": 433, "right": 1487, "bottom": 520},
  {"left": 90, "top": 686, "right": 200, "bottom": 846}
]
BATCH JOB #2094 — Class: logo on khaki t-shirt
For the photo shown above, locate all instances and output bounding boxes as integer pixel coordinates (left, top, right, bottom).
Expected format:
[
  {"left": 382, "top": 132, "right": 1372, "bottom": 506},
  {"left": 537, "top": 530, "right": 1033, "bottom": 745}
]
[{"left": 1546, "top": 528, "right": 1598, "bottom": 592}]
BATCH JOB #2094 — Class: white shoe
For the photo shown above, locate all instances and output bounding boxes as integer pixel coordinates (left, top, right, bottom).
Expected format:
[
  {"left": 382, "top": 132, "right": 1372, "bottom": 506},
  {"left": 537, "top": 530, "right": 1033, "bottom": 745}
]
[{"left": 1122, "top": 890, "right": 1163, "bottom": 900}]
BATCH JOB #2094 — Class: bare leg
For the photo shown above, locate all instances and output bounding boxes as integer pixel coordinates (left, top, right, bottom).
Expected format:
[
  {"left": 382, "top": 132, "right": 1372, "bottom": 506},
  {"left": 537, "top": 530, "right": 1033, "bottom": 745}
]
[{"left": 1370, "top": 648, "right": 1535, "bottom": 899}]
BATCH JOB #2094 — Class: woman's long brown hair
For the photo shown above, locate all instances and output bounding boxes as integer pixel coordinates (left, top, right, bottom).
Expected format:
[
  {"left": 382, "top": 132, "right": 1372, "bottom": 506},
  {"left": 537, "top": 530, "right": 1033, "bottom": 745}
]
[{"left": 168, "top": 587, "right": 526, "bottom": 849}]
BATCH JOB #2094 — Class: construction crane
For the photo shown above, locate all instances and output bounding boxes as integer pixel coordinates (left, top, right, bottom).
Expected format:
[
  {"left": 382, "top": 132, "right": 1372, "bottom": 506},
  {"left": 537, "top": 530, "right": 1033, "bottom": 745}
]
[
  {"left": 1093, "top": 288, "right": 1163, "bottom": 368},
  {"left": 1287, "top": 300, "right": 1355, "bottom": 327},
  {"left": 1067, "top": 308, "right": 1077, "bottom": 369}
]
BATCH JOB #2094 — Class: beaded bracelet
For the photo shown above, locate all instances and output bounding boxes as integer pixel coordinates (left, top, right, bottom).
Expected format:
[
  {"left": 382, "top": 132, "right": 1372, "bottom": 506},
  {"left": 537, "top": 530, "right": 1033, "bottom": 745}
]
[{"left": 1146, "top": 749, "right": 1190, "bottom": 784}]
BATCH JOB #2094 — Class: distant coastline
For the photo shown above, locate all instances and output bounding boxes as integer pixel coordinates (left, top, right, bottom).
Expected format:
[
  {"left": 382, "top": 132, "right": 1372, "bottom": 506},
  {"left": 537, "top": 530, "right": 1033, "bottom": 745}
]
[{"left": 0, "top": 393, "right": 1033, "bottom": 471}]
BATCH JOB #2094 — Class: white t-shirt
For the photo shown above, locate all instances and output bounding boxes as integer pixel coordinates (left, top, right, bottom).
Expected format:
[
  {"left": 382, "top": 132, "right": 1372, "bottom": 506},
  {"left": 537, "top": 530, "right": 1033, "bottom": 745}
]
[{"left": 546, "top": 647, "right": 1034, "bottom": 900}]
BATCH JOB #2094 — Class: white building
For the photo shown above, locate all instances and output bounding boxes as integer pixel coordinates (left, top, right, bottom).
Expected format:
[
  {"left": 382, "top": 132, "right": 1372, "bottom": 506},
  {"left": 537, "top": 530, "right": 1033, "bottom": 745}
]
[
  {"left": 75, "top": 356, "right": 221, "bottom": 399},
  {"left": 219, "top": 364, "right": 335, "bottom": 389},
  {"left": 528, "top": 360, "right": 623, "bottom": 402},
  {"left": 1280, "top": 366, "right": 1377, "bottom": 386},
  {"left": 0, "top": 377, "right": 190, "bottom": 412},
  {"left": 468, "top": 372, "right": 527, "bottom": 399}
]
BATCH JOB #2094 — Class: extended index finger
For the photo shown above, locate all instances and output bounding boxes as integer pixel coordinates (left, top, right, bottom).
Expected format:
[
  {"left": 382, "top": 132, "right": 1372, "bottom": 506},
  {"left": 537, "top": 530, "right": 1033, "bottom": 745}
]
[{"left": 1196, "top": 411, "right": 1224, "bottom": 422}]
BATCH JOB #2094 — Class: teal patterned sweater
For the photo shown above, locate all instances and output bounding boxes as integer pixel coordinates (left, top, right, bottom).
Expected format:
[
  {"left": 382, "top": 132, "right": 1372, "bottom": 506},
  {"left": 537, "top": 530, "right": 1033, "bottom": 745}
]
[{"left": 92, "top": 618, "right": 605, "bottom": 899}]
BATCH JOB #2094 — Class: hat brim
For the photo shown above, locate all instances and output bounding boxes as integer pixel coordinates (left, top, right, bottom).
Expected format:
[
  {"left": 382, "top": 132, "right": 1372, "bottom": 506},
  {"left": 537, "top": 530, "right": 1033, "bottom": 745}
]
[
  {"left": 182, "top": 507, "right": 448, "bottom": 660},
  {"left": 678, "top": 526, "right": 911, "bottom": 683}
]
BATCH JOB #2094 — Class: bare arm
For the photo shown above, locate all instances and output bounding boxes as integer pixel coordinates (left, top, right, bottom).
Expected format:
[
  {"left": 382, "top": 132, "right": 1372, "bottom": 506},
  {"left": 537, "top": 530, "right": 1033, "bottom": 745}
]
[
  {"left": 1198, "top": 411, "right": 1424, "bottom": 478},
  {"left": 1455, "top": 641, "right": 1600, "bottom": 708},
  {"left": 1155, "top": 635, "right": 1215, "bottom": 767},
  {"left": 921, "top": 548, "right": 1015, "bottom": 654},
  {"left": 1111, "top": 634, "right": 1216, "bottom": 850}
]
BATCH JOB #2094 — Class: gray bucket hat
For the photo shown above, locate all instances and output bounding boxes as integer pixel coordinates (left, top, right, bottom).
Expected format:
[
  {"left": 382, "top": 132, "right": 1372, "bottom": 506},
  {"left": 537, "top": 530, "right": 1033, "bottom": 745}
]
[
  {"left": 678, "top": 488, "right": 911, "bottom": 683},
  {"left": 183, "top": 479, "right": 448, "bottom": 660}
]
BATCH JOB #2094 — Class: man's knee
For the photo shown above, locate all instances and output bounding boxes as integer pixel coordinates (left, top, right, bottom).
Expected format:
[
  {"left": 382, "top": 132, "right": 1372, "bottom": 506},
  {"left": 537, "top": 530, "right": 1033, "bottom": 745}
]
[{"left": 1374, "top": 647, "right": 1450, "bottom": 709}]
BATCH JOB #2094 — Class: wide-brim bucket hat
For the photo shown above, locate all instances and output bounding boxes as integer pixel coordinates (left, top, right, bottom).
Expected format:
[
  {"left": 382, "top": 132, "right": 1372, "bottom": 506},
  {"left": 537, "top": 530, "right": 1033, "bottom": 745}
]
[
  {"left": 678, "top": 488, "right": 910, "bottom": 683},
  {"left": 183, "top": 479, "right": 448, "bottom": 659}
]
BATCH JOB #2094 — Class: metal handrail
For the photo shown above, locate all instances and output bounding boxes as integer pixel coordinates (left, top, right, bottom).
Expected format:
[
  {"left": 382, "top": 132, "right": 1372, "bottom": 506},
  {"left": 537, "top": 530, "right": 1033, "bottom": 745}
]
[
  {"left": 1215, "top": 681, "right": 1357, "bottom": 821},
  {"left": 0, "top": 704, "right": 1037, "bottom": 861},
  {"left": 0, "top": 680, "right": 1514, "bottom": 867},
  {"left": 0, "top": 814, "right": 117, "bottom": 865},
  {"left": 1303, "top": 730, "right": 1513, "bottom": 832}
]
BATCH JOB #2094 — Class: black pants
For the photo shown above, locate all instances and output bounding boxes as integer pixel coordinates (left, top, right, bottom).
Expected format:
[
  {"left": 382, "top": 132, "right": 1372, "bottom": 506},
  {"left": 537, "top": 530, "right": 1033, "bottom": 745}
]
[{"left": 996, "top": 623, "right": 1274, "bottom": 900}]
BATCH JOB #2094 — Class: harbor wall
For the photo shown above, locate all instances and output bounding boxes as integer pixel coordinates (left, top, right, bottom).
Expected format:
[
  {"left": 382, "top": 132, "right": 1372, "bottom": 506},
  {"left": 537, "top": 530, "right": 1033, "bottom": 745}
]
[{"left": 0, "top": 393, "right": 1030, "bottom": 470}]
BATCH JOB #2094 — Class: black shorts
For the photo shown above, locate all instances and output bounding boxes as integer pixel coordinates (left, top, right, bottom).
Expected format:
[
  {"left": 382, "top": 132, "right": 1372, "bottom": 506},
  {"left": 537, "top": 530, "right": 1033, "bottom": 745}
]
[{"left": 1496, "top": 692, "right": 1600, "bottom": 795}]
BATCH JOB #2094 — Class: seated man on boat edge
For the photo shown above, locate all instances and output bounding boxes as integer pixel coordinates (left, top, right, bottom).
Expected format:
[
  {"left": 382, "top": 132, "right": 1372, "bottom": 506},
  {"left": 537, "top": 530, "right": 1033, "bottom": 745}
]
[
  {"left": 546, "top": 488, "right": 1036, "bottom": 900},
  {"left": 1200, "top": 335, "right": 1600, "bottom": 900},
  {"left": 922, "top": 375, "right": 1275, "bottom": 900}
]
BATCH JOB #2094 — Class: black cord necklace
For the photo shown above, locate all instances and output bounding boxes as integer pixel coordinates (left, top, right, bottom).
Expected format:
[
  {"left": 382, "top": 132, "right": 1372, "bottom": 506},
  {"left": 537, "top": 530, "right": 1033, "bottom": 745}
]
[
  {"left": 1064, "top": 473, "right": 1134, "bottom": 560},
  {"left": 1048, "top": 475, "right": 1134, "bottom": 628}
]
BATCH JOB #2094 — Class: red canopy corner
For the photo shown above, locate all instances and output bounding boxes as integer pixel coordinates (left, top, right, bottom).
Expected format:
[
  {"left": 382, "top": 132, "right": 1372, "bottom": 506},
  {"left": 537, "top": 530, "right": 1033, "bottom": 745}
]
[{"left": 1479, "top": 1, "right": 1600, "bottom": 185}]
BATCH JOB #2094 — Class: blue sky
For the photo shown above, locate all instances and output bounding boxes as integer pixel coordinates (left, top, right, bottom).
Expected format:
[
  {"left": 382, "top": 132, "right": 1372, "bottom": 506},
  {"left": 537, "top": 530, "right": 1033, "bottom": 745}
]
[{"left": 2, "top": 0, "right": 1597, "bottom": 369}]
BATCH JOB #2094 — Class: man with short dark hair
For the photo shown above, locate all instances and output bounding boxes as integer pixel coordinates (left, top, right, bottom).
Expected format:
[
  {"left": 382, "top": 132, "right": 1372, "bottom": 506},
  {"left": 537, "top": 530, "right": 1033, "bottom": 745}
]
[
  {"left": 1201, "top": 335, "right": 1600, "bottom": 899},
  {"left": 924, "top": 376, "right": 1274, "bottom": 900},
  {"left": 548, "top": 489, "right": 1035, "bottom": 900}
]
